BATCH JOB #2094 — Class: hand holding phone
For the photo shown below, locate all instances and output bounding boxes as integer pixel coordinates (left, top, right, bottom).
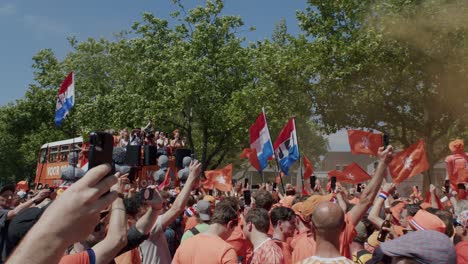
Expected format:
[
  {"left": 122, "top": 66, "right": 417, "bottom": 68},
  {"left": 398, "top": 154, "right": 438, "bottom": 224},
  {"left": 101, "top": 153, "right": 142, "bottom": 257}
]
[{"left": 88, "top": 132, "right": 115, "bottom": 172}]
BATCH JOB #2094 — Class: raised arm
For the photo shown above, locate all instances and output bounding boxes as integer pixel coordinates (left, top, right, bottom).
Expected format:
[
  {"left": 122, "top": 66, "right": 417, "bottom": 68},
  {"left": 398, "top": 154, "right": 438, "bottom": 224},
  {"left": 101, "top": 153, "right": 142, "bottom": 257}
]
[
  {"left": 6, "top": 190, "right": 50, "bottom": 220},
  {"left": 92, "top": 176, "right": 128, "bottom": 264},
  {"left": 429, "top": 184, "right": 439, "bottom": 209},
  {"left": 158, "top": 160, "right": 202, "bottom": 230},
  {"left": 7, "top": 164, "right": 118, "bottom": 264},
  {"left": 348, "top": 146, "right": 393, "bottom": 226},
  {"left": 368, "top": 183, "right": 395, "bottom": 229}
]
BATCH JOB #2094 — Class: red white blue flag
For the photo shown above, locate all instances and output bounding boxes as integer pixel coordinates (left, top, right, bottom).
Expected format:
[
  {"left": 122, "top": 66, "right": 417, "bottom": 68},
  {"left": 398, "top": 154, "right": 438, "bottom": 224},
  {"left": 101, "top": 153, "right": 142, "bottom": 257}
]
[
  {"left": 249, "top": 109, "right": 274, "bottom": 172},
  {"left": 274, "top": 117, "right": 299, "bottom": 175},
  {"left": 55, "top": 72, "right": 75, "bottom": 127}
]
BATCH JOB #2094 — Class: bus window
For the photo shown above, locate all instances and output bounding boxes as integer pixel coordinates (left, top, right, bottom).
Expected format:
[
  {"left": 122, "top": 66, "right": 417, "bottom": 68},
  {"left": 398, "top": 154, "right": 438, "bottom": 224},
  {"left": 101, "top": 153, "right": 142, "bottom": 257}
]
[
  {"left": 39, "top": 148, "right": 48, "bottom": 163},
  {"left": 60, "top": 145, "right": 70, "bottom": 162},
  {"left": 49, "top": 147, "right": 59, "bottom": 162}
]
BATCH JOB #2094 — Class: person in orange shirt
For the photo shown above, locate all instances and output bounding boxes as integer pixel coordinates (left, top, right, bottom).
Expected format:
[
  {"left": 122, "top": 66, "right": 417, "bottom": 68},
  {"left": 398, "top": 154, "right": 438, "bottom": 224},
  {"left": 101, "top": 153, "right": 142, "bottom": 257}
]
[
  {"left": 243, "top": 208, "right": 284, "bottom": 264},
  {"left": 298, "top": 202, "right": 354, "bottom": 264},
  {"left": 270, "top": 206, "right": 296, "bottom": 264},
  {"left": 293, "top": 145, "right": 394, "bottom": 262},
  {"left": 226, "top": 190, "right": 275, "bottom": 263},
  {"left": 172, "top": 203, "right": 239, "bottom": 264}
]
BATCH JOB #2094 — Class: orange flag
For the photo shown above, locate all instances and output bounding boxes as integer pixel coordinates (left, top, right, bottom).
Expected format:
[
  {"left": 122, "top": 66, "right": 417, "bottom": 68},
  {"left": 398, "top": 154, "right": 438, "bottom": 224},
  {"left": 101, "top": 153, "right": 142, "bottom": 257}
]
[
  {"left": 328, "top": 170, "right": 347, "bottom": 179},
  {"left": 158, "top": 167, "right": 173, "bottom": 191},
  {"left": 341, "top": 162, "right": 372, "bottom": 184},
  {"left": 389, "top": 140, "right": 429, "bottom": 184},
  {"left": 203, "top": 164, "right": 233, "bottom": 192},
  {"left": 303, "top": 155, "right": 313, "bottom": 180},
  {"left": 347, "top": 130, "right": 383, "bottom": 156},
  {"left": 240, "top": 148, "right": 261, "bottom": 172}
]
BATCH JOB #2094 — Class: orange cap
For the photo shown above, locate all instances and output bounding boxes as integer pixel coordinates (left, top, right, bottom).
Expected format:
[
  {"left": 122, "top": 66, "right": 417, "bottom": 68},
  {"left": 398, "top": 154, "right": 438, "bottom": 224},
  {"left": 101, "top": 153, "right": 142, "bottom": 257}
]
[{"left": 408, "top": 210, "right": 446, "bottom": 233}]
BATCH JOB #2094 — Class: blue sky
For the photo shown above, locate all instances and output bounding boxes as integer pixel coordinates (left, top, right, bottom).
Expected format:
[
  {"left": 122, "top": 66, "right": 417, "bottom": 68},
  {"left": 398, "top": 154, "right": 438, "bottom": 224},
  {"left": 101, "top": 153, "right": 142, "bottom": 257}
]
[{"left": 0, "top": 0, "right": 350, "bottom": 151}]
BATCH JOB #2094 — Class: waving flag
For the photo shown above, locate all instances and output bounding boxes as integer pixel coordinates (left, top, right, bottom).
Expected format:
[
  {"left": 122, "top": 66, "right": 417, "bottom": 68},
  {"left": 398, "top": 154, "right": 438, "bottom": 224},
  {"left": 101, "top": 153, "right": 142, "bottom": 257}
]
[
  {"left": 347, "top": 130, "right": 382, "bottom": 156},
  {"left": 250, "top": 110, "right": 274, "bottom": 171},
  {"left": 240, "top": 148, "right": 261, "bottom": 172},
  {"left": 389, "top": 140, "right": 429, "bottom": 184},
  {"left": 341, "top": 162, "right": 372, "bottom": 184},
  {"left": 274, "top": 118, "right": 299, "bottom": 175},
  {"left": 203, "top": 164, "right": 233, "bottom": 192},
  {"left": 55, "top": 72, "right": 75, "bottom": 127},
  {"left": 303, "top": 155, "right": 313, "bottom": 180}
]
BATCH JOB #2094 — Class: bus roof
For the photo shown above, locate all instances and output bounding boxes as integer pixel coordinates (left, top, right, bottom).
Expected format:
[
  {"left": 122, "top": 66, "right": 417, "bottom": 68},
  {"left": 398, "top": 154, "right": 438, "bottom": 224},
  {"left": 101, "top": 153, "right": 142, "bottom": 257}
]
[{"left": 40, "top": 137, "right": 83, "bottom": 149}]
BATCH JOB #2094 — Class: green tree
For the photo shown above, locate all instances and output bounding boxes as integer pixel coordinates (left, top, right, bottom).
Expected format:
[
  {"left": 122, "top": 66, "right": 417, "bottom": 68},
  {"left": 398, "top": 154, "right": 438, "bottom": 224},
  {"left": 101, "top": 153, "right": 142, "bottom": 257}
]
[{"left": 298, "top": 0, "right": 468, "bottom": 188}]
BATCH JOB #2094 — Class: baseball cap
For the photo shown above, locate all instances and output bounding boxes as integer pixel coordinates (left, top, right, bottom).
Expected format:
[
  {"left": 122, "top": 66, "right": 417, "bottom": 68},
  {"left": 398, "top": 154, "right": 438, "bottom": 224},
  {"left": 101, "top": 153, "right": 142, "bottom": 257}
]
[
  {"left": 408, "top": 210, "right": 446, "bottom": 233},
  {"left": 196, "top": 200, "right": 211, "bottom": 221},
  {"left": 379, "top": 230, "right": 456, "bottom": 264}
]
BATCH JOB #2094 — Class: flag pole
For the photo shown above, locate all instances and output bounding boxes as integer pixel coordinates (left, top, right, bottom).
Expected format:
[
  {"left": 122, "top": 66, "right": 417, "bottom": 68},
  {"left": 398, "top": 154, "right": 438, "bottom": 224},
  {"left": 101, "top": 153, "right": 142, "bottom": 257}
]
[
  {"left": 274, "top": 156, "right": 286, "bottom": 194},
  {"left": 293, "top": 116, "right": 305, "bottom": 190}
]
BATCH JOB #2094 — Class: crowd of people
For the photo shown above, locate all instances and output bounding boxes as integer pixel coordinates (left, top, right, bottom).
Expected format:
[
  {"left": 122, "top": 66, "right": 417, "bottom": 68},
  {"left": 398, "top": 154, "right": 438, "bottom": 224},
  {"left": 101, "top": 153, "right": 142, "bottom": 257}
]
[{"left": 0, "top": 145, "right": 467, "bottom": 264}]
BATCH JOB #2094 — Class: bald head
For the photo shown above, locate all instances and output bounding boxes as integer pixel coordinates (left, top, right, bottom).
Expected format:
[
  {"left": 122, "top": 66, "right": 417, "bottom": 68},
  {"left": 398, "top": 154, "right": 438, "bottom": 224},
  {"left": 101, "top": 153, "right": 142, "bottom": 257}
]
[{"left": 311, "top": 202, "right": 344, "bottom": 234}]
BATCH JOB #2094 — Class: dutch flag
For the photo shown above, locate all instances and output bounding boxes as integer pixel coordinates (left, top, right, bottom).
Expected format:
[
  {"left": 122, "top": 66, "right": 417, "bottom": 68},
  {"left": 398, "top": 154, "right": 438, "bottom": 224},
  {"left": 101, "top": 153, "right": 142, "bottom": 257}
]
[
  {"left": 249, "top": 109, "right": 274, "bottom": 172},
  {"left": 274, "top": 117, "right": 299, "bottom": 175},
  {"left": 55, "top": 72, "right": 75, "bottom": 127}
]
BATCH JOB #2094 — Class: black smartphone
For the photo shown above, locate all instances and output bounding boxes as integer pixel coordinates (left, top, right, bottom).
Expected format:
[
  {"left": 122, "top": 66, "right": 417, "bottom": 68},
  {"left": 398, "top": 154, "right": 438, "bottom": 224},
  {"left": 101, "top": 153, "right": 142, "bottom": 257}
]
[
  {"left": 383, "top": 133, "right": 390, "bottom": 150},
  {"left": 243, "top": 190, "right": 252, "bottom": 206},
  {"left": 444, "top": 180, "right": 450, "bottom": 194},
  {"left": 458, "top": 183, "right": 466, "bottom": 190},
  {"left": 244, "top": 178, "right": 249, "bottom": 189},
  {"left": 88, "top": 132, "right": 114, "bottom": 171},
  {"left": 141, "top": 188, "right": 154, "bottom": 200},
  {"left": 128, "top": 167, "right": 138, "bottom": 183},
  {"left": 356, "top": 183, "right": 362, "bottom": 193},
  {"left": 311, "top": 176, "right": 316, "bottom": 190},
  {"left": 272, "top": 182, "right": 277, "bottom": 191},
  {"left": 331, "top": 176, "right": 337, "bottom": 192}
]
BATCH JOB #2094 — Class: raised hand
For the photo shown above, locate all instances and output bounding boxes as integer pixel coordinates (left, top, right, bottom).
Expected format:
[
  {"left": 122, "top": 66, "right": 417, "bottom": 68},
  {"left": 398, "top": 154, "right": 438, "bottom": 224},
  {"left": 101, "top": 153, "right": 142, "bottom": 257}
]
[{"left": 377, "top": 145, "right": 394, "bottom": 165}]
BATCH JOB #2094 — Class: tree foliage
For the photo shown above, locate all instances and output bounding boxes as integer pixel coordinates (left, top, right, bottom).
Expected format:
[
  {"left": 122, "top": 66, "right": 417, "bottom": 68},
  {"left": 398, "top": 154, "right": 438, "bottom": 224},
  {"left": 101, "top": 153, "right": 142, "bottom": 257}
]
[
  {"left": 298, "top": 0, "right": 468, "bottom": 186},
  {"left": 0, "top": 0, "right": 327, "bottom": 182}
]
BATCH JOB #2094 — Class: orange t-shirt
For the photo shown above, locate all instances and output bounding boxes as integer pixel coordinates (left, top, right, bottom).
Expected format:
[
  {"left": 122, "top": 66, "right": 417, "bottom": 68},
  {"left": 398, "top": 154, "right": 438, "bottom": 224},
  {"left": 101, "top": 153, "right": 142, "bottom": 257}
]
[
  {"left": 339, "top": 213, "right": 357, "bottom": 259},
  {"left": 456, "top": 241, "right": 468, "bottom": 264},
  {"left": 115, "top": 248, "right": 141, "bottom": 264},
  {"left": 59, "top": 251, "right": 90, "bottom": 264},
  {"left": 226, "top": 219, "right": 253, "bottom": 264},
  {"left": 291, "top": 213, "right": 357, "bottom": 262},
  {"left": 172, "top": 234, "right": 238, "bottom": 264},
  {"left": 273, "top": 239, "right": 293, "bottom": 264},
  {"left": 291, "top": 230, "right": 316, "bottom": 263}
]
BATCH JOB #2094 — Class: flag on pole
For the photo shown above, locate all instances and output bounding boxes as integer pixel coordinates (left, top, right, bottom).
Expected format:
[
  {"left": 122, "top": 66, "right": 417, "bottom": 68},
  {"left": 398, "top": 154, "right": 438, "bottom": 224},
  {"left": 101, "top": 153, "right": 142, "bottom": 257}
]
[
  {"left": 274, "top": 117, "right": 299, "bottom": 175},
  {"left": 203, "top": 164, "right": 233, "bottom": 192},
  {"left": 249, "top": 110, "right": 274, "bottom": 171},
  {"left": 303, "top": 155, "right": 313, "bottom": 180},
  {"left": 55, "top": 72, "right": 75, "bottom": 127},
  {"left": 389, "top": 140, "right": 429, "bottom": 184},
  {"left": 240, "top": 148, "right": 261, "bottom": 172},
  {"left": 341, "top": 162, "right": 372, "bottom": 184},
  {"left": 347, "top": 129, "right": 383, "bottom": 156}
]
